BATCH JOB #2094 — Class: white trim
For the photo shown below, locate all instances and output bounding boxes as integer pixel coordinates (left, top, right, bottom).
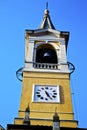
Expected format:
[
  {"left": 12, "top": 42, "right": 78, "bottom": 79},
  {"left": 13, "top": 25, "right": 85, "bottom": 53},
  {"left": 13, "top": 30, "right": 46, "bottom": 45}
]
[
  {"left": 24, "top": 64, "right": 70, "bottom": 73},
  {"left": 28, "top": 36, "right": 64, "bottom": 43},
  {"left": 31, "top": 28, "right": 61, "bottom": 34}
]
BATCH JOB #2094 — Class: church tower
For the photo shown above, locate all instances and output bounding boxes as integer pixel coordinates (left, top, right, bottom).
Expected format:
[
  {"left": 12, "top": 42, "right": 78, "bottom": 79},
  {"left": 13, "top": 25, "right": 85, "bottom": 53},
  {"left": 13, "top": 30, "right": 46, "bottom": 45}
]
[{"left": 15, "top": 5, "right": 78, "bottom": 128}]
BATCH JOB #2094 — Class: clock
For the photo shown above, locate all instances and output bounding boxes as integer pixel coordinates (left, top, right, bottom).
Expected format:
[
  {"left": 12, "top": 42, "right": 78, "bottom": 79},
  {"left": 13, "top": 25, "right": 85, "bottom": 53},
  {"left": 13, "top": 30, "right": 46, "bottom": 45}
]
[{"left": 32, "top": 85, "right": 60, "bottom": 103}]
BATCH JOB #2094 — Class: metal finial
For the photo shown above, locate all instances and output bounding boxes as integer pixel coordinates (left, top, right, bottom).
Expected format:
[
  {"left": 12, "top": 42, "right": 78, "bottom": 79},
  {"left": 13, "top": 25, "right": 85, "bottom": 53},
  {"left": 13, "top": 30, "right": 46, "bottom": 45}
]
[
  {"left": 53, "top": 107, "right": 59, "bottom": 122},
  {"left": 23, "top": 104, "right": 30, "bottom": 125},
  {"left": 46, "top": 2, "right": 48, "bottom": 10},
  {"left": 55, "top": 107, "right": 57, "bottom": 113},
  {"left": 25, "top": 104, "right": 30, "bottom": 113}
]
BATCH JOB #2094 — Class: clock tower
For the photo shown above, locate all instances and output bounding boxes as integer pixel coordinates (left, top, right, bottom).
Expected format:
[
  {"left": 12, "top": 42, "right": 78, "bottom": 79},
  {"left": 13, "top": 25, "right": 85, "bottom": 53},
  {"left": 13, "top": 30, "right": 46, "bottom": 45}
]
[{"left": 15, "top": 6, "right": 78, "bottom": 128}]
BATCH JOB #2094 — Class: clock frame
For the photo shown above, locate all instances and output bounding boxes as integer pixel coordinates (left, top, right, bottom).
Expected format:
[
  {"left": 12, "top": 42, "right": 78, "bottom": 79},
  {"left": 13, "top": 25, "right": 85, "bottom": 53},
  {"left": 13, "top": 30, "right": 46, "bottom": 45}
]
[{"left": 32, "top": 85, "right": 60, "bottom": 103}]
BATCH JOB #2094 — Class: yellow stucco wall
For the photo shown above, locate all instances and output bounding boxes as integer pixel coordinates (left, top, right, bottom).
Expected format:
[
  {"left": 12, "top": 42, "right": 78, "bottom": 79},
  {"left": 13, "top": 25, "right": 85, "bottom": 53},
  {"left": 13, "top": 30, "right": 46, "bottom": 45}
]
[
  {"left": 14, "top": 71, "right": 77, "bottom": 127},
  {"left": 14, "top": 118, "right": 78, "bottom": 128}
]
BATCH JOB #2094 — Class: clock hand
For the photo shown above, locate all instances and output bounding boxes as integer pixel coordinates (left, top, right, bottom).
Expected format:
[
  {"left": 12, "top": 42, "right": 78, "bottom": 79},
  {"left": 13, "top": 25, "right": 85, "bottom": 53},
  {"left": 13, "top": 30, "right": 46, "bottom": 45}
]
[{"left": 45, "top": 91, "right": 52, "bottom": 100}]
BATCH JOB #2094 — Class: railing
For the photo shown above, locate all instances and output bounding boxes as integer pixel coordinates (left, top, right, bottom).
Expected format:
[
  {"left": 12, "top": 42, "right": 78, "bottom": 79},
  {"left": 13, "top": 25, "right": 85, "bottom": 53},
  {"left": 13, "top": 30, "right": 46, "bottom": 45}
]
[
  {"left": 16, "top": 61, "right": 74, "bottom": 82},
  {"left": 33, "top": 62, "right": 59, "bottom": 70}
]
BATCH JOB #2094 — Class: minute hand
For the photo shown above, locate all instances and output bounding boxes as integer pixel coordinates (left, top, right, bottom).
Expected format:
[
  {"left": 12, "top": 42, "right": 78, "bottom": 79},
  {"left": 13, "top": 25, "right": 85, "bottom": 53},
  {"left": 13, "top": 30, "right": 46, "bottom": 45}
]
[{"left": 45, "top": 91, "right": 52, "bottom": 100}]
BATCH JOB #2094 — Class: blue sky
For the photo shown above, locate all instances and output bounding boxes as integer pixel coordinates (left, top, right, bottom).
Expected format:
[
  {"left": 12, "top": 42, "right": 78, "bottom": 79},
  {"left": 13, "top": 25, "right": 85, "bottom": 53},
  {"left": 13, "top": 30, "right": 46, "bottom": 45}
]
[{"left": 0, "top": 0, "right": 87, "bottom": 129}]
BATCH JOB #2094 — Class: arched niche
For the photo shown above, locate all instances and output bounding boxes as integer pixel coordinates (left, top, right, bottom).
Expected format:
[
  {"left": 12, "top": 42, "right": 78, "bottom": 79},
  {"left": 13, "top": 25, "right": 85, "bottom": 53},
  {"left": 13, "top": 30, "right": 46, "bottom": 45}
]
[{"left": 36, "top": 44, "right": 58, "bottom": 64}]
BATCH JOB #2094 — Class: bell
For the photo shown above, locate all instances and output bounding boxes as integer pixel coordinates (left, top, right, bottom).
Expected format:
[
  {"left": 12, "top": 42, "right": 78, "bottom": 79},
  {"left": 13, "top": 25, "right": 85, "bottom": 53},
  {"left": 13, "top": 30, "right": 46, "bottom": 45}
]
[{"left": 43, "top": 52, "right": 51, "bottom": 57}]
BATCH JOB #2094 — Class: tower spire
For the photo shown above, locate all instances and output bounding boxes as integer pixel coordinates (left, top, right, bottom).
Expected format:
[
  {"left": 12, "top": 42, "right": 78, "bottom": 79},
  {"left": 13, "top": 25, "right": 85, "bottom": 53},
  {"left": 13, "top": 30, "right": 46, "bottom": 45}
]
[{"left": 39, "top": 3, "right": 55, "bottom": 29}]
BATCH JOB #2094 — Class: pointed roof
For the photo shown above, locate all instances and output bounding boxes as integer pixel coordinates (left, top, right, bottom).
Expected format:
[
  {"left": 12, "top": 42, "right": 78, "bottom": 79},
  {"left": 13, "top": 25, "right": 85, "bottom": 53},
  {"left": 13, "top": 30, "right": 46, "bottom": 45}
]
[
  {"left": 39, "top": 4, "right": 55, "bottom": 29},
  {"left": 25, "top": 3, "right": 69, "bottom": 50}
]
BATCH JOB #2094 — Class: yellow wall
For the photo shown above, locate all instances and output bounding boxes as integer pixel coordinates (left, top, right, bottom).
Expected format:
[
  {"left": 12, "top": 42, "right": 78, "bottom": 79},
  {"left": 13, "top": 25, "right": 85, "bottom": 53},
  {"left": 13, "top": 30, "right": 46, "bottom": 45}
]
[
  {"left": 14, "top": 71, "right": 78, "bottom": 127},
  {"left": 14, "top": 118, "right": 78, "bottom": 128}
]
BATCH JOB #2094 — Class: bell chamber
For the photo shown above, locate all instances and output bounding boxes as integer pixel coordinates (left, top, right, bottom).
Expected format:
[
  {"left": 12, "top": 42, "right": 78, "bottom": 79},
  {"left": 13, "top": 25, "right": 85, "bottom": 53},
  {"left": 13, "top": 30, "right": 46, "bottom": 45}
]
[{"left": 36, "top": 44, "right": 58, "bottom": 64}]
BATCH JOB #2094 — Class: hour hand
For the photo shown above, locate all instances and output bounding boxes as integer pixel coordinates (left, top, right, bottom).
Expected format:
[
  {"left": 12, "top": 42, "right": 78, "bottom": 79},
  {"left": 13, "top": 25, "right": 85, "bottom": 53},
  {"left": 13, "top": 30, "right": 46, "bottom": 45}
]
[{"left": 45, "top": 91, "right": 52, "bottom": 100}]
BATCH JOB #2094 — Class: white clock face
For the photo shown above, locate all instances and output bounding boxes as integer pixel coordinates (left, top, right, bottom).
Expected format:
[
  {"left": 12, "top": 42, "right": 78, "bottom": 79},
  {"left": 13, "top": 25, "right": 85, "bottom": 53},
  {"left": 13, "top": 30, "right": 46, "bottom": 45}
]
[{"left": 33, "top": 85, "right": 60, "bottom": 103}]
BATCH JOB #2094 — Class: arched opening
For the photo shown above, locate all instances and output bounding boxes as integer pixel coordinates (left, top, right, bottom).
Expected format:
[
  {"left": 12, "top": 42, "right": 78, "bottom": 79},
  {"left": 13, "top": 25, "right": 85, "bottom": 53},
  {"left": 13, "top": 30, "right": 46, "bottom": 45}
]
[{"left": 36, "top": 44, "right": 57, "bottom": 64}]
